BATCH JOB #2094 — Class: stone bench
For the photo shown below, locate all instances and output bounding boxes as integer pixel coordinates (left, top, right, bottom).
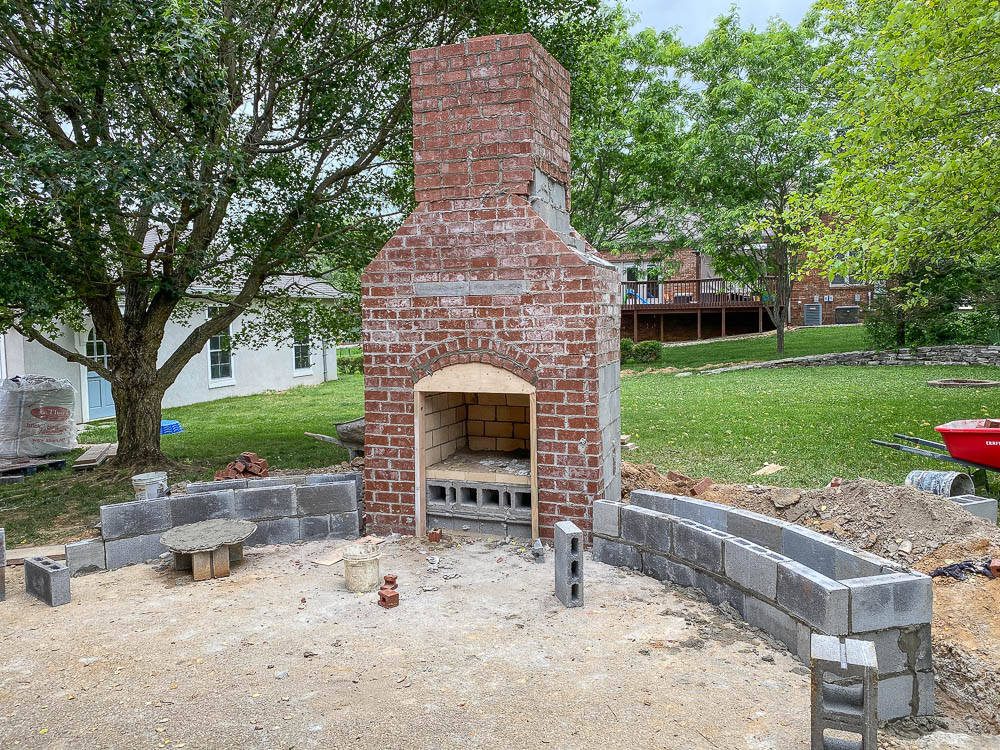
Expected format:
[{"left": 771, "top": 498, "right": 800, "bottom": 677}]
[{"left": 593, "top": 491, "right": 933, "bottom": 721}]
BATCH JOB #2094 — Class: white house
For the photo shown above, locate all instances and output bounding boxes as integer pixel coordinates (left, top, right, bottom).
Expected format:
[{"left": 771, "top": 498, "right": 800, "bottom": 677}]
[{"left": 1, "top": 279, "right": 347, "bottom": 424}]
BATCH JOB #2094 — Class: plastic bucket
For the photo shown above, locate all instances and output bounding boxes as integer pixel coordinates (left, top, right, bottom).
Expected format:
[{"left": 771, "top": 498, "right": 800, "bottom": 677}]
[
  {"left": 343, "top": 542, "right": 381, "bottom": 592},
  {"left": 132, "top": 471, "right": 168, "bottom": 501},
  {"left": 905, "top": 470, "right": 974, "bottom": 497}
]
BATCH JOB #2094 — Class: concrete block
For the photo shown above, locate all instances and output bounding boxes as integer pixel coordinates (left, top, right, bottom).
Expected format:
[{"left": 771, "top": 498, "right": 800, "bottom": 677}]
[
  {"left": 810, "top": 635, "right": 878, "bottom": 748},
  {"left": 629, "top": 490, "right": 677, "bottom": 516},
  {"left": 744, "top": 596, "right": 802, "bottom": 657},
  {"left": 950, "top": 494, "right": 998, "bottom": 523},
  {"left": 246, "top": 517, "right": 299, "bottom": 547},
  {"left": 835, "top": 547, "right": 892, "bottom": 581},
  {"left": 105, "top": 533, "right": 169, "bottom": 569},
  {"left": 296, "top": 482, "right": 356, "bottom": 516},
  {"left": 186, "top": 479, "right": 247, "bottom": 493},
  {"left": 620, "top": 505, "right": 673, "bottom": 553},
  {"left": 554, "top": 520, "right": 583, "bottom": 607},
  {"left": 307, "top": 472, "right": 363, "bottom": 502},
  {"left": 248, "top": 475, "right": 307, "bottom": 487},
  {"left": 726, "top": 507, "right": 788, "bottom": 552},
  {"left": 777, "top": 560, "right": 850, "bottom": 635},
  {"left": 593, "top": 500, "right": 623, "bottom": 538},
  {"left": 591, "top": 537, "right": 640, "bottom": 570},
  {"left": 329, "top": 511, "right": 360, "bottom": 539},
  {"left": 695, "top": 570, "right": 745, "bottom": 616},
  {"left": 65, "top": 538, "right": 106, "bottom": 576},
  {"left": 724, "top": 537, "right": 789, "bottom": 600},
  {"left": 299, "top": 515, "right": 331, "bottom": 541},
  {"left": 99, "top": 498, "right": 172, "bottom": 541},
  {"left": 843, "top": 572, "right": 933, "bottom": 632},
  {"left": 672, "top": 496, "right": 729, "bottom": 531},
  {"left": 169, "top": 489, "right": 235, "bottom": 526},
  {"left": 781, "top": 525, "right": 838, "bottom": 579},
  {"left": 25, "top": 557, "right": 70, "bottom": 606},
  {"left": 640, "top": 552, "right": 696, "bottom": 587},
  {"left": 915, "top": 670, "right": 934, "bottom": 716},
  {"left": 673, "top": 520, "right": 725, "bottom": 573},
  {"left": 234, "top": 485, "right": 296, "bottom": 521},
  {"left": 877, "top": 673, "right": 914, "bottom": 720}
]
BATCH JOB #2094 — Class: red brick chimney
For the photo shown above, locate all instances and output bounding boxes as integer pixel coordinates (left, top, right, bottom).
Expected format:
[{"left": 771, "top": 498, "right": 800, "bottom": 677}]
[
  {"left": 411, "top": 33, "right": 571, "bottom": 203},
  {"left": 362, "top": 34, "right": 621, "bottom": 542}
]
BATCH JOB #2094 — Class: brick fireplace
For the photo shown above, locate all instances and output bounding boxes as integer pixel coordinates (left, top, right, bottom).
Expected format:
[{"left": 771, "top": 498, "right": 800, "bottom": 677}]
[{"left": 361, "top": 33, "right": 621, "bottom": 541}]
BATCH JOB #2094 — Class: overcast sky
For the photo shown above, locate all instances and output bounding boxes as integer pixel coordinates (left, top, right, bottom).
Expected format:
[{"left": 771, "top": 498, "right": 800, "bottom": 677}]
[{"left": 623, "top": 0, "right": 813, "bottom": 44}]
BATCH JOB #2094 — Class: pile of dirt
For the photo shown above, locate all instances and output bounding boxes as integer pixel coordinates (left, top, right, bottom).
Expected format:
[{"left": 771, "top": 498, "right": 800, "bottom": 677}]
[{"left": 620, "top": 462, "right": 693, "bottom": 498}]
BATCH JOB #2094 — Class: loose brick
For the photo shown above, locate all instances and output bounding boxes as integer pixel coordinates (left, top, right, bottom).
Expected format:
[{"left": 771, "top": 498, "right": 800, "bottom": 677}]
[{"left": 379, "top": 589, "right": 399, "bottom": 608}]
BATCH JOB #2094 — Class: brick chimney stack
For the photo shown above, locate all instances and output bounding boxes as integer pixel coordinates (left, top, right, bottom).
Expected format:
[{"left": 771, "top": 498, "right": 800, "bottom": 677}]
[{"left": 410, "top": 34, "right": 571, "bottom": 204}]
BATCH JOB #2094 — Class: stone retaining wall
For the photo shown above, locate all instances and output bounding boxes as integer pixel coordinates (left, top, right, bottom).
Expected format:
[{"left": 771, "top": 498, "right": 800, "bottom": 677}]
[
  {"left": 80, "top": 473, "right": 363, "bottom": 573},
  {"left": 593, "top": 491, "right": 934, "bottom": 721},
  {"left": 701, "top": 345, "right": 1000, "bottom": 375}
]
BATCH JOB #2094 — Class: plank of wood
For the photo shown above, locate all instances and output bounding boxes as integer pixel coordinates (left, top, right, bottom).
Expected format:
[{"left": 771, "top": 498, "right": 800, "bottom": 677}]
[
  {"left": 73, "top": 443, "right": 112, "bottom": 470},
  {"left": 310, "top": 536, "right": 385, "bottom": 566},
  {"left": 106, "top": 443, "right": 118, "bottom": 457},
  {"left": 304, "top": 432, "right": 342, "bottom": 445},
  {"left": 7, "top": 544, "right": 66, "bottom": 566}
]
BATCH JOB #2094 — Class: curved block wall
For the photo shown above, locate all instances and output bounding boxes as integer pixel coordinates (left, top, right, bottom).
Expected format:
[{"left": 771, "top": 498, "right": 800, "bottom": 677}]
[{"left": 592, "top": 491, "right": 934, "bottom": 721}]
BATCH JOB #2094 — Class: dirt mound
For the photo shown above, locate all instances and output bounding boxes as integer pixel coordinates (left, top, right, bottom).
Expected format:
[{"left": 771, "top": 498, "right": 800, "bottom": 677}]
[{"left": 620, "top": 462, "right": 692, "bottom": 497}]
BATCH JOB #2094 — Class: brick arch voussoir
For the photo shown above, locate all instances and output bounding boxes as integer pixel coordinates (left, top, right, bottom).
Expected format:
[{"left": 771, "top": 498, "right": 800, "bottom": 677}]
[{"left": 410, "top": 337, "right": 539, "bottom": 386}]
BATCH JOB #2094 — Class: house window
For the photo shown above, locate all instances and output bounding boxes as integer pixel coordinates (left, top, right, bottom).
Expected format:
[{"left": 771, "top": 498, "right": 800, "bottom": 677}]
[
  {"left": 830, "top": 253, "right": 863, "bottom": 287},
  {"left": 293, "top": 325, "right": 312, "bottom": 374},
  {"left": 208, "top": 308, "right": 234, "bottom": 383}
]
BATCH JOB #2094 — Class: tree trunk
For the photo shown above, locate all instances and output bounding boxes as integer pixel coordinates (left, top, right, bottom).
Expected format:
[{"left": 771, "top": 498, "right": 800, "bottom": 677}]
[
  {"left": 108, "top": 336, "right": 168, "bottom": 467},
  {"left": 776, "top": 317, "right": 785, "bottom": 354}
]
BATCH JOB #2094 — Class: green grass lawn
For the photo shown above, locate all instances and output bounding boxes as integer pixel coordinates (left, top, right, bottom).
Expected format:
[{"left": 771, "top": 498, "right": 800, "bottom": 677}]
[
  {"left": 628, "top": 325, "right": 869, "bottom": 370},
  {"left": 623, "top": 365, "right": 1000, "bottom": 488}
]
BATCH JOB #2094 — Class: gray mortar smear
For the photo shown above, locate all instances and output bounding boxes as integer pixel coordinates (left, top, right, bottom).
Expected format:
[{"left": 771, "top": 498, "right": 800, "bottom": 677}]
[{"left": 159, "top": 519, "right": 257, "bottom": 553}]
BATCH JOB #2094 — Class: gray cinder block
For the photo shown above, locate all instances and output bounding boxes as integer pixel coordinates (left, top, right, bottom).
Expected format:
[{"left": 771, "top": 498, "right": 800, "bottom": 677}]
[
  {"left": 299, "top": 515, "right": 331, "bottom": 541},
  {"left": 169, "top": 489, "right": 235, "bottom": 526},
  {"left": 329, "top": 511, "right": 360, "bottom": 539},
  {"left": 835, "top": 546, "right": 891, "bottom": 581},
  {"left": 593, "top": 500, "right": 623, "bottom": 538},
  {"left": 247, "top": 517, "right": 299, "bottom": 547},
  {"left": 105, "top": 533, "right": 169, "bottom": 569},
  {"left": 629, "top": 490, "right": 677, "bottom": 516},
  {"left": 726, "top": 507, "right": 788, "bottom": 552},
  {"left": 620, "top": 505, "right": 673, "bottom": 553},
  {"left": 777, "top": 560, "right": 849, "bottom": 635},
  {"left": 744, "top": 596, "right": 806, "bottom": 659},
  {"left": 306, "top": 471, "right": 363, "bottom": 500},
  {"left": 0, "top": 527, "right": 5, "bottom": 602},
  {"left": 25, "top": 556, "right": 71, "bottom": 606},
  {"left": 672, "top": 496, "right": 729, "bottom": 532},
  {"left": 695, "top": 570, "right": 745, "bottom": 616},
  {"left": 99, "top": 498, "right": 172, "bottom": 541},
  {"left": 234, "top": 485, "right": 296, "bottom": 520},
  {"left": 248, "top": 475, "right": 307, "bottom": 487},
  {"left": 554, "top": 520, "right": 583, "bottom": 607},
  {"left": 641, "top": 552, "right": 696, "bottom": 587},
  {"left": 724, "top": 537, "right": 789, "bottom": 601},
  {"left": 950, "top": 494, "right": 998, "bottom": 523},
  {"left": 781, "top": 525, "right": 838, "bottom": 579},
  {"left": 185, "top": 479, "right": 247, "bottom": 493},
  {"left": 810, "top": 635, "right": 878, "bottom": 747},
  {"left": 673, "top": 520, "right": 725, "bottom": 574},
  {"left": 65, "top": 538, "right": 106, "bottom": 576},
  {"left": 842, "top": 572, "right": 933, "bottom": 632},
  {"left": 296, "top": 482, "right": 356, "bottom": 516},
  {"left": 592, "top": 537, "right": 640, "bottom": 569},
  {"left": 877, "top": 672, "right": 914, "bottom": 721}
]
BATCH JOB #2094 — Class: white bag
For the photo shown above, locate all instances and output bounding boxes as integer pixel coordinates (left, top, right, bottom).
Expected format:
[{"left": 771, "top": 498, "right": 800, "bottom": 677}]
[{"left": 0, "top": 375, "right": 78, "bottom": 458}]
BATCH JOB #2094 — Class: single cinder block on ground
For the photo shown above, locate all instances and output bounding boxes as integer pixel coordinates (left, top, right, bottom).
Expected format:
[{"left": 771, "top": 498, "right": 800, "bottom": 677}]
[
  {"left": 99, "top": 497, "right": 172, "bottom": 541},
  {"left": 949, "top": 494, "right": 998, "bottom": 523},
  {"left": 296, "top": 482, "right": 356, "bottom": 516},
  {"left": 554, "top": 521, "right": 583, "bottom": 607},
  {"left": 234, "top": 485, "right": 296, "bottom": 520},
  {"left": 105, "top": 533, "right": 169, "bottom": 569},
  {"left": 777, "top": 560, "right": 850, "bottom": 635},
  {"left": 842, "top": 572, "right": 933, "bottom": 632},
  {"left": 810, "top": 634, "right": 878, "bottom": 749},
  {"left": 629, "top": 490, "right": 677, "bottom": 516},
  {"left": 25, "top": 556, "right": 70, "bottom": 606},
  {"left": 592, "top": 500, "right": 623, "bottom": 538},
  {"left": 621, "top": 504, "right": 673, "bottom": 553},
  {"left": 169, "top": 489, "right": 236, "bottom": 526},
  {"left": 65, "top": 538, "right": 106, "bottom": 576},
  {"left": 673, "top": 520, "right": 726, "bottom": 573},
  {"left": 1, "top": 527, "right": 6, "bottom": 602},
  {"left": 672, "top": 496, "right": 729, "bottom": 531},
  {"left": 591, "top": 537, "right": 640, "bottom": 569},
  {"left": 724, "top": 537, "right": 789, "bottom": 601}
]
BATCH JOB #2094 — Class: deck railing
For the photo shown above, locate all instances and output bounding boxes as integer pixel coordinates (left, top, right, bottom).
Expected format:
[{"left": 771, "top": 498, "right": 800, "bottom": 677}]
[{"left": 621, "top": 278, "right": 776, "bottom": 309}]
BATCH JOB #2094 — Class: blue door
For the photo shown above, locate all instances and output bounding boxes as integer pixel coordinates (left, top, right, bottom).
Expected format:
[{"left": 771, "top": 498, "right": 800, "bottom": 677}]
[{"left": 86, "top": 329, "right": 116, "bottom": 420}]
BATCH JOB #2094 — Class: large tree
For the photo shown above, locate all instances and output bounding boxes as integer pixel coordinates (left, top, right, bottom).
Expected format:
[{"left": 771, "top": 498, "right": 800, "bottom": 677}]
[
  {"left": 675, "top": 12, "right": 831, "bottom": 353},
  {"left": 0, "top": 0, "right": 594, "bottom": 465},
  {"left": 806, "top": 0, "right": 1000, "bottom": 301}
]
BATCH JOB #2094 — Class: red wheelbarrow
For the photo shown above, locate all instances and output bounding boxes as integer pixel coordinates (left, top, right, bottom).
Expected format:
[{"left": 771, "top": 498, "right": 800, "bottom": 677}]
[{"left": 873, "top": 419, "right": 1000, "bottom": 496}]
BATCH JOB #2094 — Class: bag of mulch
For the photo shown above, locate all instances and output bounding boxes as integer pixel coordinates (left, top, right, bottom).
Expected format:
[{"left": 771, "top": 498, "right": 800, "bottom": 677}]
[{"left": 0, "top": 375, "right": 78, "bottom": 457}]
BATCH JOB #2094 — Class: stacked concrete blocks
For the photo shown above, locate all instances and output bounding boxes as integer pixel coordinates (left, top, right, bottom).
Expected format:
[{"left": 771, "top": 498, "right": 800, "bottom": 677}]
[
  {"left": 810, "top": 634, "right": 878, "bottom": 749},
  {"left": 554, "top": 520, "right": 583, "bottom": 607},
  {"left": 101, "top": 497, "right": 173, "bottom": 570},
  {"left": 25, "top": 556, "right": 71, "bottom": 606},
  {"left": 591, "top": 491, "right": 933, "bottom": 720},
  {"left": 65, "top": 538, "right": 107, "bottom": 576}
]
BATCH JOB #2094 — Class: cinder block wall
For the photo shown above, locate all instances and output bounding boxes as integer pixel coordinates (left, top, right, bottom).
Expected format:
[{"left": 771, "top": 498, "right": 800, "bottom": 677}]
[{"left": 362, "top": 33, "right": 621, "bottom": 539}]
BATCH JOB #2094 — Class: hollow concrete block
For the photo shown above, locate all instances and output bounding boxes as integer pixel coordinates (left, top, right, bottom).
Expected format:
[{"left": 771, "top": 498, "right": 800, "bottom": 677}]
[
  {"left": 169, "top": 489, "right": 235, "bottom": 526},
  {"left": 100, "top": 498, "right": 172, "bottom": 541},
  {"left": 246, "top": 517, "right": 299, "bottom": 547},
  {"left": 724, "top": 537, "right": 789, "bottom": 601},
  {"left": 842, "top": 572, "right": 933, "bottom": 632},
  {"left": 25, "top": 556, "right": 70, "bottom": 606},
  {"left": 673, "top": 521, "right": 725, "bottom": 574},
  {"left": 629, "top": 490, "right": 677, "bottom": 516},
  {"left": 672, "top": 496, "right": 729, "bottom": 531},
  {"left": 620, "top": 505, "right": 673, "bottom": 553},
  {"left": 726, "top": 507, "right": 789, "bottom": 552},
  {"left": 65, "top": 538, "right": 106, "bottom": 576},
  {"left": 295, "top": 482, "right": 356, "bottom": 516},
  {"left": 105, "top": 533, "right": 169, "bottom": 569},
  {"left": 777, "top": 560, "right": 850, "bottom": 635},
  {"left": 554, "top": 521, "right": 583, "bottom": 607},
  {"left": 234, "top": 485, "right": 296, "bottom": 521},
  {"left": 592, "top": 537, "right": 640, "bottom": 570},
  {"left": 641, "top": 552, "right": 696, "bottom": 587},
  {"left": 592, "top": 500, "right": 623, "bottom": 538}
]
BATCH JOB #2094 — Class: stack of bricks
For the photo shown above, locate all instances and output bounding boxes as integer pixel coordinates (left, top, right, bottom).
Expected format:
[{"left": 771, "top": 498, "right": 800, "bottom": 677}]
[
  {"left": 362, "top": 33, "right": 621, "bottom": 540},
  {"left": 215, "top": 452, "right": 269, "bottom": 480}
]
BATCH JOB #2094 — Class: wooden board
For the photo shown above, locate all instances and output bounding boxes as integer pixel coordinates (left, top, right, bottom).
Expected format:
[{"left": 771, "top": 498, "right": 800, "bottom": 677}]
[
  {"left": 310, "top": 536, "right": 385, "bottom": 566},
  {"left": 73, "top": 443, "right": 114, "bottom": 470},
  {"left": 0, "top": 457, "right": 68, "bottom": 476},
  {"left": 6, "top": 544, "right": 66, "bottom": 566}
]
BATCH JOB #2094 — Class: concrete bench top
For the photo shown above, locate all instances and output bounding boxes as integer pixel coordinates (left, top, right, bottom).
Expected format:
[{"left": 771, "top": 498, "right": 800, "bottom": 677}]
[{"left": 160, "top": 519, "right": 257, "bottom": 554}]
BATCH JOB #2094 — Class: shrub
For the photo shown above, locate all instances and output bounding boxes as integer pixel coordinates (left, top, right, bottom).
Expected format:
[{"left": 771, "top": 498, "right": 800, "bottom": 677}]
[
  {"left": 632, "top": 340, "right": 662, "bottom": 363},
  {"left": 338, "top": 355, "right": 364, "bottom": 375},
  {"left": 620, "top": 337, "right": 635, "bottom": 361}
]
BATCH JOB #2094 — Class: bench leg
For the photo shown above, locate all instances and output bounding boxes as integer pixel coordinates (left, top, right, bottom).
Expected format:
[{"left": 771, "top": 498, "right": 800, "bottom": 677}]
[
  {"left": 192, "top": 552, "right": 212, "bottom": 581},
  {"left": 173, "top": 553, "right": 192, "bottom": 571},
  {"left": 228, "top": 543, "right": 244, "bottom": 564},
  {"left": 211, "top": 547, "right": 230, "bottom": 578}
]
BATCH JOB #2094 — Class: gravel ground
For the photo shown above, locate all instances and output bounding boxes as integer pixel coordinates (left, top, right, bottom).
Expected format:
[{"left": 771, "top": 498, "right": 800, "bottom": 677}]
[{"left": 1, "top": 535, "right": 996, "bottom": 750}]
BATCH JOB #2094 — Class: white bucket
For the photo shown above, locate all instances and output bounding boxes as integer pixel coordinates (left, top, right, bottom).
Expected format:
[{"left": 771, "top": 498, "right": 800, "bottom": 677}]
[
  {"left": 132, "top": 471, "right": 168, "bottom": 501},
  {"left": 343, "top": 542, "right": 381, "bottom": 592}
]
